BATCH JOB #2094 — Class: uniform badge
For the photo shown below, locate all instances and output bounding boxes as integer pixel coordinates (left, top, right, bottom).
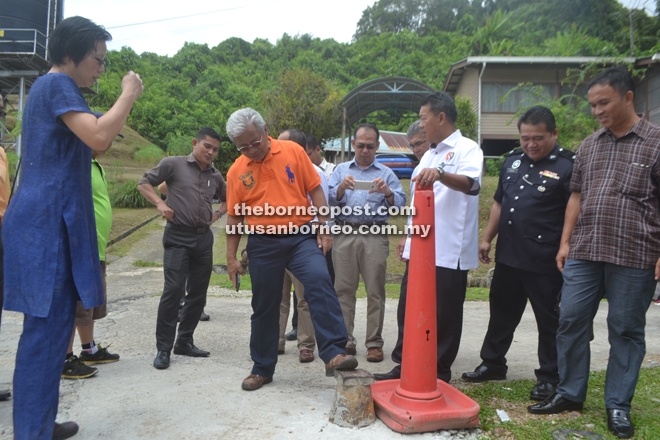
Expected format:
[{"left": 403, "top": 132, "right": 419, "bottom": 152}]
[
  {"left": 537, "top": 186, "right": 546, "bottom": 193},
  {"left": 240, "top": 171, "right": 256, "bottom": 189},
  {"left": 512, "top": 160, "right": 521, "bottom": 169},
  {"left": 446, "top": 152, "right": 455, "bottom": 161},
  {"left": 540, "top": 170, "right": 560, "bottom": 180}
]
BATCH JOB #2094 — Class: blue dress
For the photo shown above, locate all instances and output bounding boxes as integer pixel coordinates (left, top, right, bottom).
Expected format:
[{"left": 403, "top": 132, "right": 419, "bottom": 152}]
[{"left": 3, "top": 73, "right": 104, "bottom": 317}]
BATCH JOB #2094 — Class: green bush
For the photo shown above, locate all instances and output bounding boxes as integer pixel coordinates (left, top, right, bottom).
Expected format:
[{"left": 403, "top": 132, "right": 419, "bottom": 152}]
[
  {"left": 110, "top": 180, "right": 152, "bottom": 208},
  {"left": 485, "top": 157, "right": 505, "bottom": 177},
  {"left": 166, "top": 135, "right": 193, "bottom": 157},
  {"left": 134, "top": 144, "right": 165, "bottom": 164}
]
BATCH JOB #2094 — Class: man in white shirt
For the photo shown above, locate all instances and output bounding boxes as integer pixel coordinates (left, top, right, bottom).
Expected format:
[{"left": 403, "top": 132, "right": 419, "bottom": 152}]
[
  {"left": 374, "top": 92, "right": 483, "bottom": 382},
  {"left": 305, "top": 133, "right": 335, "bottom": 180}
]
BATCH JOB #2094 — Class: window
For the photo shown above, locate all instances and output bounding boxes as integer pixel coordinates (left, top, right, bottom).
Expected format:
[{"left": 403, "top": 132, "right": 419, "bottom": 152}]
[{"left": 482, "top": 83, "right": 556, "bottom": 112}]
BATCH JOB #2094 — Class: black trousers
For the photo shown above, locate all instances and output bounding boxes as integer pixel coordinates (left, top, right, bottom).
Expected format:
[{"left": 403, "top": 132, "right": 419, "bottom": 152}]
[
  {"left": 156, "top": 227, "right": 213, "bottom": 352},
  {"left": 479, "top": 263, "right": 562, "bottom": 384},
  {"left": 391, "top": 262, "right": 468, "bottom": 382}
]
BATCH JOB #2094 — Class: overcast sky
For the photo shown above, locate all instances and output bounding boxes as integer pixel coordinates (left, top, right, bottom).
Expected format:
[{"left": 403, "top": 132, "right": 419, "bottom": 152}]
[{"left": 64, "top": 0, "right": 656, "bottom": 57}]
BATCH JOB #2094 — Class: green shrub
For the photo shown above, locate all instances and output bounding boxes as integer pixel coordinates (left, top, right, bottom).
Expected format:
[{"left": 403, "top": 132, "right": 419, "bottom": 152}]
[
  {"left": 166, "top": 135, "right": 193, "bottom": 156},
  {"left": 485, "top": 157, "right": 505, "bottom": 177},
  {"left": 134, "top": 144, "right": 165, "bottom": 164},
  {"left": 110, "top": 180, "right": 152, "bottom": 208}
]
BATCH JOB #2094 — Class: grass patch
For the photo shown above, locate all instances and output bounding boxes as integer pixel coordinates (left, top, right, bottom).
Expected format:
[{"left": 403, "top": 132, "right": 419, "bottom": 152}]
[
  {"left": 110, "top": 207, "right": 160, "bottom": 239},
  {"left": 466, "top": 287, "right": 490, "bottom": 301},
  {"left": 133, "top": 259, "right": 163, "bottom": 267},
  {"left": 106, "top": 221, "right": 160, "bottom": 258},
  {"left": 209, "top": 273, "right": 252, "bottom": 291},
  {"left": 460, "top": 365, "right": 660, "bottom": 440}
]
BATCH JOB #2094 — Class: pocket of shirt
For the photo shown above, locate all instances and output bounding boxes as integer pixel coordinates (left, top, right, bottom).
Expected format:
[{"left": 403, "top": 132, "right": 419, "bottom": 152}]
[{"left": 616, "top": 163, "right": 652, "bottom": 199}]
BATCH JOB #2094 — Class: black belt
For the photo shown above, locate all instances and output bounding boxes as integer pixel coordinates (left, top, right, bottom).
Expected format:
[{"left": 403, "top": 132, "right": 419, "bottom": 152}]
[
  {"left": 166, "top": 223, "right": 209, "bottom": 234},
  {"left": 336, "top": 220, "right": 387, "bottom": 227}
]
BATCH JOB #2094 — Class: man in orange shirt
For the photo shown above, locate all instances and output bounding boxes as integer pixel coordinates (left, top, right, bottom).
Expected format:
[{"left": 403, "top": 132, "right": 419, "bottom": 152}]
[{"left": 225, "top": 108, "right": 356, "bottom": 391}]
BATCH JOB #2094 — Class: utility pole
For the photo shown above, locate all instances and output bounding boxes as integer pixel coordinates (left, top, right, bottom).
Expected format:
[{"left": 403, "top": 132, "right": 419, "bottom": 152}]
[{"left": 630, "top": 9, "right": 635, "bottom": 57}]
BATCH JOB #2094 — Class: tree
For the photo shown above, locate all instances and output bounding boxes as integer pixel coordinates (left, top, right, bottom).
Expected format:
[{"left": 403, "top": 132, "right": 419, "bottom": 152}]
[
  {"left": 262, "top": 68, "right": 342, "bottom": 142},
  {"left": 455, "top": 96, "right": 477, "bottom": 141}
]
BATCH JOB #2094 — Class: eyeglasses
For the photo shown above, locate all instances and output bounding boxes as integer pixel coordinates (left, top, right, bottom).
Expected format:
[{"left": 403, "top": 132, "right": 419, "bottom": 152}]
[
  {"left": 408, "top": 140, "right": 427, "bottom": 149},
  {"left": 236, "top": 134, "right": 263, "bottom": 153},
  {"left": 93, "top": 56, "right": 105, "bottom": 67},
  {"left": 354, "top": 143, "right": 377, "bottom": 150}
]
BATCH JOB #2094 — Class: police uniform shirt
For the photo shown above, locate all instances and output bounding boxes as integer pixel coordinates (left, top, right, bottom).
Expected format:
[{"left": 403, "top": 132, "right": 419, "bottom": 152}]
[{"left": 494, "top": 143, "right": 574, "bottom": 274}]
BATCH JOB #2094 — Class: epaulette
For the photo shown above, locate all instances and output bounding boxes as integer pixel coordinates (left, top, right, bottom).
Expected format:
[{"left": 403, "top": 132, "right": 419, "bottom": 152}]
[
  {"left": 506, "top": 148, "right": 524, "bottom": 157},
  {"left": 557, "top": 147, "right": 576, "bottom": 162}
]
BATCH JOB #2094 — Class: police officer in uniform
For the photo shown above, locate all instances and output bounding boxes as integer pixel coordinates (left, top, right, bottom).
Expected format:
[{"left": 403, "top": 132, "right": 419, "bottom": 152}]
[{"left": 462, "top": 106, "right": 574, "bottom": 401}]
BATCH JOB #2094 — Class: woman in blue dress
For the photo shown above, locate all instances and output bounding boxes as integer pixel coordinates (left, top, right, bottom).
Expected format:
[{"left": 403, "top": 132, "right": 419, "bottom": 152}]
[{"left": 2, "top": 16, "right": 143, "bottom": 440}]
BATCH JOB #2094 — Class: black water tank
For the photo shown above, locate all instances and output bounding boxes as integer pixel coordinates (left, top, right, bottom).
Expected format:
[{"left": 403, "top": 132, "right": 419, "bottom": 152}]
[{"left": 0, "top": 0, "right": 64, "bottom": 59}]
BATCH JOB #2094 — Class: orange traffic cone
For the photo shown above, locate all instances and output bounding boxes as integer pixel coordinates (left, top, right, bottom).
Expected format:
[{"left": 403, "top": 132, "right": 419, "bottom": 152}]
[{"left": 371, "top": 185, "right": 481, "bottom": 433}]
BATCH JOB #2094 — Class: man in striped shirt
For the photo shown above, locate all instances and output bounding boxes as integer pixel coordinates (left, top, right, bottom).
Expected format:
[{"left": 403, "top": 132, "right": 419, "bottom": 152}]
[{"left": 528, "top": 67, "right": 660, "bottom": 439}]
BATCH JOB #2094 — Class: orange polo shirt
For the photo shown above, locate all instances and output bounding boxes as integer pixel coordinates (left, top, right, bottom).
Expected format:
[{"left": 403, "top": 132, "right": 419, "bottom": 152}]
[{"left": 227, "top": 137, "right": 321, "bottom": 227}]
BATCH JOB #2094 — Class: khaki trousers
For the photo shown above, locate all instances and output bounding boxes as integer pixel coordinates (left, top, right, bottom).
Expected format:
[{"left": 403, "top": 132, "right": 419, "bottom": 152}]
[
  {"left": 333, "top": 232, "right": 389, "bottom": 350},
  {"left": 278, "top": 269, "right": 316, "bottom": 351}
]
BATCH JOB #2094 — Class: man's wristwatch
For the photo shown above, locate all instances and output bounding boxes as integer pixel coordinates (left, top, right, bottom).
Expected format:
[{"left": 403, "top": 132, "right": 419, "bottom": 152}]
[
  {"left": 436, "top": 164, "right": 445, "bottom": 181},
  {"left": 215, "top": 210, "right": 223, "bottom": 218}
]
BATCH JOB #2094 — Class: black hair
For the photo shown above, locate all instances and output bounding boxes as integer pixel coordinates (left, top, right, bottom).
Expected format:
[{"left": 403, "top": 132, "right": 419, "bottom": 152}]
[
  {"left": 196, "top": 127, "right": 221, "bottom": 143},
  {"left": 419, "top": 92, "right": 458, "bottom": 125},
  {"left": 48, "top": 16, "right": 112, "bottom": 66},
  {"left": 517, "top": 106, "right": 556, "bottom": 133},
  {"left": 587, "top": 66, "right": 635, "bottom": 97},
  {"left": 353, "top": 123, "right": 379, "bottom": 141},
  {"left": 305, "top": 133, "right": 319, "bottom": 152},
  {"left": 284, "top": 129, "right": 307, "bottom": 148}
]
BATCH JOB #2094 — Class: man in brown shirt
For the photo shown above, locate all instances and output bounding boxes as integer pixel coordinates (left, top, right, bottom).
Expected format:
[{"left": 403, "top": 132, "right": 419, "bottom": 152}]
[
  {"left": 528, "top": 67, "right": 660, "bottom": 439},
  {"left": 139, "top": 127, "right": 227, "bottom": 370}
]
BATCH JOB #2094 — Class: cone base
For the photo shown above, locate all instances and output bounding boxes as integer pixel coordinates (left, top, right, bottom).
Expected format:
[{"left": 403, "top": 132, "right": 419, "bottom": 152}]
[{"left": 372, "top": 379, "right": 480, "bottom": 433}]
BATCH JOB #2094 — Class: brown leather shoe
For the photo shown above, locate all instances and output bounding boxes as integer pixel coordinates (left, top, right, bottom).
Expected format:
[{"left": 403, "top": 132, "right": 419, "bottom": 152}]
[
  {"left": 241, "top": 374, "right": 273, "bottom": 391},
  {"left": 367, "top": 347, "right": 384, "bottom": 363},
  {"left": 346, "top": 347, "right": 357, "bottom": 355},
  {"left": 325, "top": 353, "right": 358, "bottom": 377},
  {"left": 299, "top": 349, "right": 314, "bottom": 363}
]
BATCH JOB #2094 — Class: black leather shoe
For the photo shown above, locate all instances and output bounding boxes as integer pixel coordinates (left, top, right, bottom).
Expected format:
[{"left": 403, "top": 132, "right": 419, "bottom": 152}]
[
  {"left": 153, "top": 351, "right": 170, "bottom": 369},
  {"left": 607, "top": 409, "right": 634, "bottom": 438},
  {"left": 461, "top": 365, "right": 506, "bottom": 383},
  {"left": 530, "top": 381, "right": 557, "bottom": 401},
  {"left": 527, "top": 392, "right": 583, "bottom": 414},
  {"left": 52, "top": 421, "right": 79, "bottom": 440},
  {"left": 285, "top": 328, "right": 297, "bottom": 341},
  {"left": 173, "top": 342, "right": 210, "bottom": 357},
  {"left": 199, "top": 311, "right": 210, "bottom": 321},
  {"left": 0, "top": 389, "right": 10, "bottom": 401},
  {"left": 374, "top": 368, "right": 401, "bottom": 381}
]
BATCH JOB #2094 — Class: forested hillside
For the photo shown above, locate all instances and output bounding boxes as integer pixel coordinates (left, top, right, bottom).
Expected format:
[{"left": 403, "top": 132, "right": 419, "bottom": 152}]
[{"left": 88, "top": 0, "right": 660, "bottom": 171}]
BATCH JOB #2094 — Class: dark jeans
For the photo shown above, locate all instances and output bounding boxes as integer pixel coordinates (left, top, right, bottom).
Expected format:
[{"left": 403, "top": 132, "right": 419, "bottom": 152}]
[
  {"left": 556, "top": 259, "right": 656, "bottom": 411},
  {"left": 291, "top": 248, "right": 334, "bottom": 329},
  {"left": 156, "top": 227, "right": 213, "bottom": 352},
  {"left": 480, "top": 263, "right": 562, "bottom": 384},
  {"left": 247, "top": 232, "right": 347, "bottom": 377},
  {"left": 391, "top": 262, "right": 468, "bottom": 382}
]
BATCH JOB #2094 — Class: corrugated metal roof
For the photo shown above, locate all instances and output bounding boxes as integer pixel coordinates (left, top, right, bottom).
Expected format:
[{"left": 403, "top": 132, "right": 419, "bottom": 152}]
[{"left": 323, "top": 130, "right": 411, "bottom": 154}]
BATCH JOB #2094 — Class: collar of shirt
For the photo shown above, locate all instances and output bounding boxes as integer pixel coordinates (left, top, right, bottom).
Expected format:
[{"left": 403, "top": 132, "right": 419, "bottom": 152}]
[
  {"left": 597, "top": 114, "right": 648, "bottom": 142},
  {"left": 348, "top": 157, "right": 384, "bottom": 171},
  {"left": 185, "top": 152, "right": 215, "bottom": 171},
  {"left": 319, "top": 158, "right": 329, "bottom": 170},
  {"left": 429, "top": 129, "right": 463, "bottom": 153}
]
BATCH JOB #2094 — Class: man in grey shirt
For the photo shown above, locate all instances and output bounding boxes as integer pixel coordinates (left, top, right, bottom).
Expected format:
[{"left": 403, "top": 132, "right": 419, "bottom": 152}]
[{"left": 138, "top": 127, "right": 227, "bottom": 370}]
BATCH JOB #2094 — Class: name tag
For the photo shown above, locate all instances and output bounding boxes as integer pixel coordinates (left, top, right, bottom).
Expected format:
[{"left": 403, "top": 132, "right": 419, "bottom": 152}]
[{"left": 506, "top": 168, "right": 518, "bottom": 174}]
